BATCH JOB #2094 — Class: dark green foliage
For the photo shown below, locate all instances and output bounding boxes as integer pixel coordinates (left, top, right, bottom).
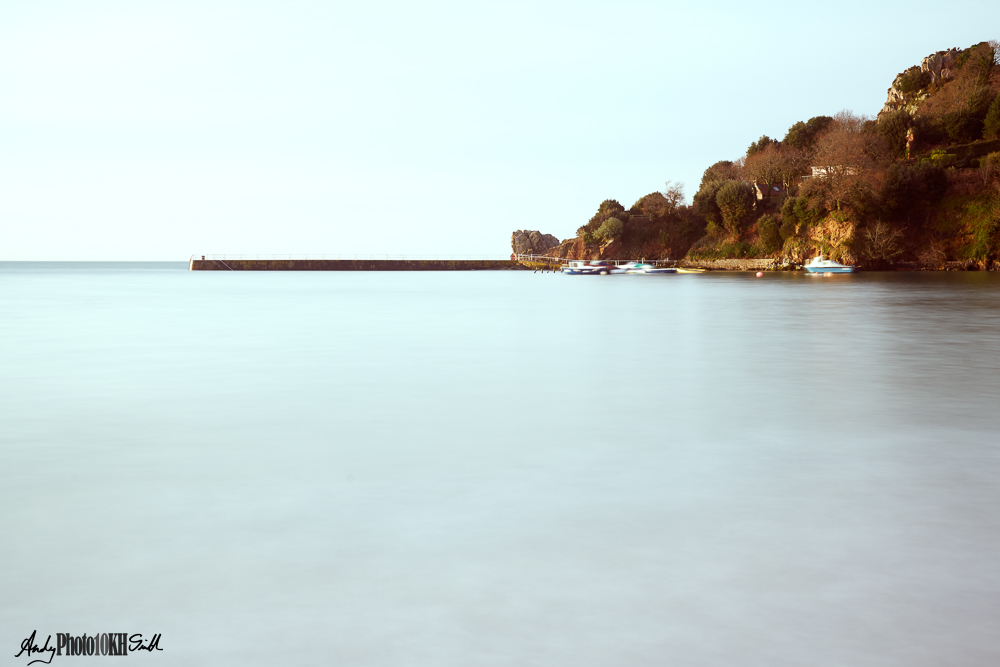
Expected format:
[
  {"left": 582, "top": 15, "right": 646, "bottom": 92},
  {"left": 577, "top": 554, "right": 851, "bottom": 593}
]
[
  {"left": 579, "top": 200, "right": 630, "bottom": 238},
  {"left": 898, "top": 67, "right": 932, "bottom": 94},
  {"left": 693, "top": 179, "right": 726, "bottom": 224},
  {"left": 757, "top": 214, "right": 782, "bottom": 253},
  {"left": 985, "top": 95, "right": 1000, "bottom": 140},
  {"left": 781, "top": 195, "right": 825, "bottom": 230},
  {"left": 747, "top": 135, "right": 776, "bottom": 158},
  {"left": 686, "top": 238, "right": 767, "bottom": 261},
  {"left": 880, "top": 162, "right": 948, "bottom": 220},
  {"left": 969, "top": 85, "right": 994, "bottom": 116},
  {"left": 595, "top": 217, "right": 623, "bottom": 241},
  {"left": 779, "top": 214, "right": 797, "bottom": 241},
  {"left": 877, "top": 109, "right": 912, "bottom": 158},
  {"left": 912, "top": 114, "right": 948, "bottom": 147},
  {"left": 598, "top": 199, "right": 625, "bottom": 215},
  {"left": 783, "top": 116, "right": 834, "bottom": 150},
  {"left": 715, "top": 180, "right": 756, "bottom": 236},
  {"left": 944, "top": 110, "right": 982, "bottom": 144}
]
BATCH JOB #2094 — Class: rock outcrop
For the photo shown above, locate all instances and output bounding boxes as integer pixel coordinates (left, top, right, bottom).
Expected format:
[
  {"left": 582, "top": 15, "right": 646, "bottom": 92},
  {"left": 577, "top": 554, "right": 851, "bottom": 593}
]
[
  {"left": 511, "top": 230, "right": 560, "bottom": 256},
  {"left": 879, "top": 47, "right": 962, "bottom": 119}
]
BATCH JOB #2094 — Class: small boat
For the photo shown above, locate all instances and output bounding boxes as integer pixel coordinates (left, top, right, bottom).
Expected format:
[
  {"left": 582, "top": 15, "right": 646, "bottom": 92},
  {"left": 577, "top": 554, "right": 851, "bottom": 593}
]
[
  {"left": 562, "top": 260, "right": 613, "bottom": 275},
  {"left": 622, "top": 262, "right": 677, "bottom": 274},
  {"left": 804, "top": 254, "right": 855, "bottom": 274}
]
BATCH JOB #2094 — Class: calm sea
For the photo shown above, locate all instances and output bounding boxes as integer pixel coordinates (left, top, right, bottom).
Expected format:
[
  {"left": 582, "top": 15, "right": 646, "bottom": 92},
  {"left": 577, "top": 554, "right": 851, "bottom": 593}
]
[{"left": 2, "top": 263, "right": 1000, "bottom": 666}]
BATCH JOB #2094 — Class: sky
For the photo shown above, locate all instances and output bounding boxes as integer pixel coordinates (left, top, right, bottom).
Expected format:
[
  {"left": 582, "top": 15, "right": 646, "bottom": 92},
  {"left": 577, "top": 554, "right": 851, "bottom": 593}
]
[{"left": 1, "top": 0, "right": 996, "bottom": 260}]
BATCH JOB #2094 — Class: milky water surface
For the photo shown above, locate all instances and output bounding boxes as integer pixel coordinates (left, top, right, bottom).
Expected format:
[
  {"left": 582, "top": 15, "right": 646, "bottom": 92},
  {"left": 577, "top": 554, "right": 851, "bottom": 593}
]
[{"left": 2, "top": 263, "right": 1000, "bottom": 666}]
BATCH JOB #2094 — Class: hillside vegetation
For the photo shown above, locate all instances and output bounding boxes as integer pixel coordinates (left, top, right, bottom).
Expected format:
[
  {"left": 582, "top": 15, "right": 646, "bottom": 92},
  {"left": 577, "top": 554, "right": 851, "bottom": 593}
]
[{"left": 548, "top": 40, "right": 1000, "bottom": 268}]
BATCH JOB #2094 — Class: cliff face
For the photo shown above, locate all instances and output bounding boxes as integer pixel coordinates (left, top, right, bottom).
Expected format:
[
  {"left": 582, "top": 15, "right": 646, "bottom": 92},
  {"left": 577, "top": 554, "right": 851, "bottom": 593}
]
[
  {"left": 511, "top": 230, "right": 560, "bottom": 255},
  {"left": 879, "top": 47, "right": 964, "bottom": 119}
]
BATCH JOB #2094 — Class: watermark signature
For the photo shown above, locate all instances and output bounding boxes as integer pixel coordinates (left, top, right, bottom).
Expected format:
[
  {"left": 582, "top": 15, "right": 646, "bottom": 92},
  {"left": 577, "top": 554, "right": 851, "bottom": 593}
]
[{"left": 15, "top": 630, "right": 162, "bottom": 665}]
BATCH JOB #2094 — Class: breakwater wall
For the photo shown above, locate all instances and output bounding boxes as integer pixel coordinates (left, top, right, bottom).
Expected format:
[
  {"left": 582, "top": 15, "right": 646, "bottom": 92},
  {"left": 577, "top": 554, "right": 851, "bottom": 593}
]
[
  {"left": 190, "top": 259, "right": 524, "bottom": 271},
  {"left": 677, "top": 259, "right": 780, "bottom": 271}
]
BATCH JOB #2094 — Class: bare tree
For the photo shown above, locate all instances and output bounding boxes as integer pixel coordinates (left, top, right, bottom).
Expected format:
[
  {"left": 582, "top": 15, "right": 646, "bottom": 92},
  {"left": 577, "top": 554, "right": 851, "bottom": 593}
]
[
  {"left": 661, "top": 181, "right": 686, "bottom": 209},
  {"left": 743, "top": 147, "right": 782, "bottom": 198},
  {"left": 809, "top": 130, "right": 890, "bottom": 210},
  {"left": 862, "top": 221, "right": 904, "bottom": 264},
  {"left": 982, "top": 152, "right": 1000, "bottom": 185},
  {"left": 831, "top": 109, "right": 871, "bottom": 134},
  {"left": 777, "top": 146, "right": 810, "bottom": 193}
]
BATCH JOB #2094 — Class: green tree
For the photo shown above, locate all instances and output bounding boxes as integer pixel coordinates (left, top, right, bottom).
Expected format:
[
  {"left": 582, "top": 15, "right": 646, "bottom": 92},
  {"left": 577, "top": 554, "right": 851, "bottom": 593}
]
[
  {"left": 579, "top": 200, "right": 629, "bottom": 238},
  {"left": 781, "top": 195, "right": 825, "bottom": 230},
  {"left": 877, "top": 109, "right": 912, "bottom": 158},
  {"left": 783, "top": 116, "right": 834, "bottom": 150},
  {"left": 598, "top": 199, "right": 625, "bottom": 215},
  {"left": 595, "top": 217, "right": 624, "bottom": 241},
  {"left": 881, "top": 162, "right": 948, "bottom": 219},
  {"left": 747, "top": 135, "right": 776, "bottom": 158},
  {"left": 757, "top": 214, "right": 782, "bottom": 253},
  {"left": 693, "top": 179, "right": 726, "bottom": 226},
  {"left": 715, "top": 181, "right": 756, "bottom": 237},
  {"left": 944, "top": 110, "right": 980, "bottom": 143},
  {"left": 983, "top": 94, "right": 1000, "bottom": 140}
]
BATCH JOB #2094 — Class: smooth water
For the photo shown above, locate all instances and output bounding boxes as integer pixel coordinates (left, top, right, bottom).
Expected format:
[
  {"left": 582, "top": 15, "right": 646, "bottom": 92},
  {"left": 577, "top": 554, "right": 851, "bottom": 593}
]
[{"left": 2, "top": 264, "right": 1000, "bottom": 666}]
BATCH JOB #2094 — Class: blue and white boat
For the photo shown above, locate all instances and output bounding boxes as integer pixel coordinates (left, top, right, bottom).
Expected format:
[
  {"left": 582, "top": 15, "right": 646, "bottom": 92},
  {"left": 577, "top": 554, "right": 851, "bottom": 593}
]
[
  {"left": 622, "top": 262, "right": 678, "bottom": 274},
  {"left": 804, "top": 254, "right": 855, "bottom": 274},
  {"left": 562, "top": 260, "right": 613, "bottom": 275}
]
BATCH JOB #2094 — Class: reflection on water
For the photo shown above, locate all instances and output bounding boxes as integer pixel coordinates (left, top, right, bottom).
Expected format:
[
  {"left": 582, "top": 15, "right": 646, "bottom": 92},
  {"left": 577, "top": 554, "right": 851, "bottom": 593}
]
[{"left": 2, "top": 264, "right": 1000, "bottom": 666}]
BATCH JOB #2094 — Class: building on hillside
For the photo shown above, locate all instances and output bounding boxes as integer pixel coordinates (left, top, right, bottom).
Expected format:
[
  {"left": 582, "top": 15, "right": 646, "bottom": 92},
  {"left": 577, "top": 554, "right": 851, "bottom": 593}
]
[
  {"left": 808, "top": 165, "right": 857, "bottom": 179},
  {"left": 753, "top": 182, "right": 784, "bottom": 200}
]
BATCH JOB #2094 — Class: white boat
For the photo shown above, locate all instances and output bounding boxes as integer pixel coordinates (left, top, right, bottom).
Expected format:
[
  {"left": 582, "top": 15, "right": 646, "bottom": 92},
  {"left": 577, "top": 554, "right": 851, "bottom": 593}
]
[
  {"left": 562, "top": 260, "right": 613, "bottom": 275},
  {"left": 804, "top": 254, "right": 855, "bottom": 274},
  {"left": 622, "top": 262, "right": 677, "bottom": 274}
]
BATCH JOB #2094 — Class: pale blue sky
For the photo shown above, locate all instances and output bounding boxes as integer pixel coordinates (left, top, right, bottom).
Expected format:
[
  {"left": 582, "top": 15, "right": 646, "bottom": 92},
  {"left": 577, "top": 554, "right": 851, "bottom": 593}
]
[{"left": 1, "top": 0, "right": 994, "bottom": 259}]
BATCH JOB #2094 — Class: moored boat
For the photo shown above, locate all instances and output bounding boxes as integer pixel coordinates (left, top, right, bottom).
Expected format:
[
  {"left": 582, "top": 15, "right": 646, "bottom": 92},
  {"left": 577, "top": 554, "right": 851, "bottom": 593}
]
[
  {"left": 804, "top": 254, "right": 855, "bottom": 274},
  {"left": 562, "top": 260, "right": 613, "bottom": 275},
  {"left": 622, "top": 262, "right": 677, "bottom": 274}
]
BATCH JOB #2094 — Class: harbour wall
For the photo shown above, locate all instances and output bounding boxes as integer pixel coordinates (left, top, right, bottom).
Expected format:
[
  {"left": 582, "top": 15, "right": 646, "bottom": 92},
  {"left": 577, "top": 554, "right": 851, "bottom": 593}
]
[
  {"left": 677, "top": 259, "right": 780, "bottom": 271},
  {"left": 190, "top": 259, "right": 524, "bottom": 271}
]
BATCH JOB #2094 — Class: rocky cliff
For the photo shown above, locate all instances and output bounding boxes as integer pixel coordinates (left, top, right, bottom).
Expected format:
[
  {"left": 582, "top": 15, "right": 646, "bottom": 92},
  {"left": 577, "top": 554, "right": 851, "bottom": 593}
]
[
  {"left": 879, "top": 47, "right": 963, "bottom": 118},
  {"left": 511, "top": 230, "right": 560, "bottom": 255}
]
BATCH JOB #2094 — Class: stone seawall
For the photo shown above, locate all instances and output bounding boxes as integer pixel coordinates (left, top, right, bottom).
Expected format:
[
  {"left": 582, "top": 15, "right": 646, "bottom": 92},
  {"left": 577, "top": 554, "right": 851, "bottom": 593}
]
[
  {"left": 677, "top": 259, "right": 779, "bottom": 271},
  {"left": 190, "top": 259, "right": 524, "bottom": 271}
]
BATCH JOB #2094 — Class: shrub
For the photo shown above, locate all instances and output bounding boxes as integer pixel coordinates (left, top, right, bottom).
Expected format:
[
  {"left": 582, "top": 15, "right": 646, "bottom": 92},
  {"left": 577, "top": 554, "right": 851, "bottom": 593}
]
[
  {"left": 595, "top": 217, "right": 623, "bottom": 241},
  {"left": 881, "top": 162, "right": 949, "bottom": 217},
  {"left": 920, "top": 149, "right": 957, "bottom": 168},
  {"left": 985, "top": 94, "right": 1000, "bottom": 140},
  {"left": 779, "top": 215, "right": 797, "bottom": 241},
  {"left": 913, "top": 114, "right": 948, "bottom": 147},
  {"left": 757, "top": 214, "right": 782, "bottom": 253},
  {"left": 686, "top": 238, "right": 766, "bottom": 260},
  {"left": 693, "top": 179, "right": 726, "bottom": 224},
  {"left": 944, "top": 110, "right": 982, "bottom": 144},
  {"left": 781, "top": 195, "right": 825, "bottom": 228},
  {"left": 898, "top": 68, "right": 932, "bottom": 94},
  {"left": 982, "top": 152, "right": 1000, "bottom": 183},
  {"left": 715, "top": 180, "right": 756, "bottom": 236},
  {"left": 877, "top": 109, "right": 912, "bottom": 158}
]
